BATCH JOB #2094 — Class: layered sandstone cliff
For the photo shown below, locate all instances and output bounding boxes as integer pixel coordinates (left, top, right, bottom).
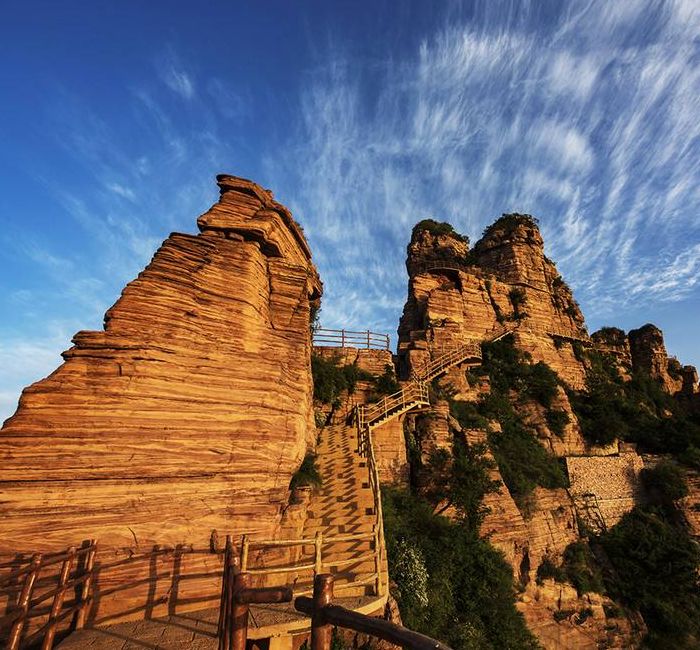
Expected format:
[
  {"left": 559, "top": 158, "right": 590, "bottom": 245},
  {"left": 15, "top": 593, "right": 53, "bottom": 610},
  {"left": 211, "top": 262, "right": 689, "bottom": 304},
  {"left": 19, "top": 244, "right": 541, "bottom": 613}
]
[
  {"left": 396, "top": 217, "right": 647, "bottom": 649},
  {"left": 0, "top": 175, "right": 322, "bottom": 625}
]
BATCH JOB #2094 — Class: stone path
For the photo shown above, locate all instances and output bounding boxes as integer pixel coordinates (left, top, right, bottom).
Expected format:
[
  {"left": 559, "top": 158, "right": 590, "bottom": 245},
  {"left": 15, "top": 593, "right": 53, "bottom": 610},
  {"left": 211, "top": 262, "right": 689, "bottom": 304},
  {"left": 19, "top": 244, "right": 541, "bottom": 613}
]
[
  {"left": 57, "top": 596, "right": 376, "bottom": 650},
  {"left": 297, "top": 421, "right": 379, "bottom": 596}
]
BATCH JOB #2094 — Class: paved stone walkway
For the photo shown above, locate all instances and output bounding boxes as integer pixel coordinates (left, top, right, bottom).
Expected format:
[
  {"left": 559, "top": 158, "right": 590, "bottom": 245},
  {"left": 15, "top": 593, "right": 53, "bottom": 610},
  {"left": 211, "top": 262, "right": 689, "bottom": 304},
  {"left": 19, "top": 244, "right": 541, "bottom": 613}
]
[{"left": 57, "top": 596, "right": 376, "bottom": 649}]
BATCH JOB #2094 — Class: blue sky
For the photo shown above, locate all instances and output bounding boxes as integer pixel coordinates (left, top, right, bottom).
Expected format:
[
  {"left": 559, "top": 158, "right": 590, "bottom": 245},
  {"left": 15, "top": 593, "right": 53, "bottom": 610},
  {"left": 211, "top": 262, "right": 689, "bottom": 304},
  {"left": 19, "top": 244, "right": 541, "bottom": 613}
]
[{"left": 1, "top": 0, "right": 699, "bottom": 422}]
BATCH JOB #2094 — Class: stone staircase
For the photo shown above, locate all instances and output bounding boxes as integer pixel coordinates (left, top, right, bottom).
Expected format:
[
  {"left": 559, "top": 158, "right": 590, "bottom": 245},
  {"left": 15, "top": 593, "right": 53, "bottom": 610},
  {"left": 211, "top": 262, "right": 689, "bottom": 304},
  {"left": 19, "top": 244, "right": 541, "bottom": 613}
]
[{"left": 298, "top": 422, "right": 381, "bottom": 597}]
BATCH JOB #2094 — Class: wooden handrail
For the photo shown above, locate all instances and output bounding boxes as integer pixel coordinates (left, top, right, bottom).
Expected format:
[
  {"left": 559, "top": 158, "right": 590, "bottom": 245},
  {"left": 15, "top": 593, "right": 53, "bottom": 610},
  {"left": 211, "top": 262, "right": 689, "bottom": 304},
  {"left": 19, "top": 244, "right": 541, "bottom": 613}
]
[
  {"left": 2, "top": 540, "right": 98, "bottom": 650},
  {"left": 218, "top": 536, "right": 293, "bottom": 650},
  {"left": 313, "top": 328, "right": 390, "bottom": 351},
  {"left": 296, "top": 574, "right": 454, "bottom": 650}
]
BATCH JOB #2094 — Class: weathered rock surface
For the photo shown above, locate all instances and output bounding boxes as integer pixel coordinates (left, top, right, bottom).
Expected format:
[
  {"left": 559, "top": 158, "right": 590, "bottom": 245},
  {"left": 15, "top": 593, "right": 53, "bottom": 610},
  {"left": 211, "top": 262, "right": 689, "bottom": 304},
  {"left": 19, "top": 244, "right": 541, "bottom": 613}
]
[
  {"left": 395, "top": 217, "right": 647, "bottom": 649},
  {"left": 629, "top": 323, "right": 685, "bottom": 394},
  {"left": 0, "top": 175, "right": 322, "bottom": 625},
  {"left": 398, "top": 215, "right": 589, "bottom": 390}
]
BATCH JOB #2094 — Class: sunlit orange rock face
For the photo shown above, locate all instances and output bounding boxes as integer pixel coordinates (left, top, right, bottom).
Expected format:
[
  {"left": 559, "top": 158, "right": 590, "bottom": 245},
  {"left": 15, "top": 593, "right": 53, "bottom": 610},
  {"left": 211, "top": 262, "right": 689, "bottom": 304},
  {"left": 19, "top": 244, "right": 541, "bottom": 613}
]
[
  {"left": 0, "top": 175, "right": 322, "bottom": 624},
  {"left": 397, "top": 218, "right": 645, "bottom": 649}
]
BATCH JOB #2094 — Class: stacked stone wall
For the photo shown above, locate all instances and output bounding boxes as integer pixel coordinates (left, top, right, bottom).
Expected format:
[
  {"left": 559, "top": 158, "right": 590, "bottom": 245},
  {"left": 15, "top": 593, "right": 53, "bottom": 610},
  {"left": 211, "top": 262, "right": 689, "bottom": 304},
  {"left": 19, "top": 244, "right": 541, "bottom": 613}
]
[{"left": 566, "top": 452, "right": 643, "bottom": 530}]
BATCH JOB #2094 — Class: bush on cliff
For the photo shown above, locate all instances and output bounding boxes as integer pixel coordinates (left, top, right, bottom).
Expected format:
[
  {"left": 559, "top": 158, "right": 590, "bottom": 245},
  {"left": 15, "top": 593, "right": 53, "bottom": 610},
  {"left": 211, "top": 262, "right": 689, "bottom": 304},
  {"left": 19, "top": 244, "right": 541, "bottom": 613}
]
[
  {"left": 412, "top": 218, "right": 469, "bottom": 244},
  {"left": 599, "top": 507, "right": 700, "bottom": 649},
  {"left": 479, "top": 213, "right": 539, "bottom": 241},
  {"left": 477, "top": 337, "right": 568, "bottom": 503},
  {"left": 310, "top": 354, "right": 372, "bottom": 405},
  {"left": 536, "top": 541, "right": 603, "bottom": 596},
  {"left": 372, "top": 364, "right": 400, "bottom": 396},
  {"left": 568, "top": 349, "right": 700, "bottom": 456},
  {"left": 382, "top": 485, "right": 541, "bottom": 650},
  {"left": 641, "top": 459, "right": 688, "bottom": 507}
]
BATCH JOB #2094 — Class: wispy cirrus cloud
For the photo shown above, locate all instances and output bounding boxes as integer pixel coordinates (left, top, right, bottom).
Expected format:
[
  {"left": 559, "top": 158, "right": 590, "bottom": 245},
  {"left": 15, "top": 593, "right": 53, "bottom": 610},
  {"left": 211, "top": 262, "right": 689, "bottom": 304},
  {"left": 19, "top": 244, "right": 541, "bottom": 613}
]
[{"left": 266, "top": 0, "right": 700, "bottom": 338}]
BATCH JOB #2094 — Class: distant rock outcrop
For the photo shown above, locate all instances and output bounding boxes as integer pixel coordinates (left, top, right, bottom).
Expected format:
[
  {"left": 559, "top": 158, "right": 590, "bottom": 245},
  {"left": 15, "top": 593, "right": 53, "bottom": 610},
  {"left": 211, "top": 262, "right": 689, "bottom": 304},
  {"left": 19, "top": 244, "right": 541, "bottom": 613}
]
[{"left": 0, "top": 175, "right": 322, "bottom": 624}]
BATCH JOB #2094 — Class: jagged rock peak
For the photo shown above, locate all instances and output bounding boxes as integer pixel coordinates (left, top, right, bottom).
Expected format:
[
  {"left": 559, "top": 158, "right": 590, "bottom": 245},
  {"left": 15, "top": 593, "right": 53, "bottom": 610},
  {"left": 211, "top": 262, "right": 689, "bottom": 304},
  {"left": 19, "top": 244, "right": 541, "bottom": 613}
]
[
  {"left": 474, "top": 213, "right": 543, "bottom": 253},
  {"left": 197, "top": 174, "right": 322, "bottom": 298},
  {"left": 406, "top": 219, "right": 470, "bottom": 272},
  {"left": 629, "top": 323, "right": 686, "bottom": 394}
]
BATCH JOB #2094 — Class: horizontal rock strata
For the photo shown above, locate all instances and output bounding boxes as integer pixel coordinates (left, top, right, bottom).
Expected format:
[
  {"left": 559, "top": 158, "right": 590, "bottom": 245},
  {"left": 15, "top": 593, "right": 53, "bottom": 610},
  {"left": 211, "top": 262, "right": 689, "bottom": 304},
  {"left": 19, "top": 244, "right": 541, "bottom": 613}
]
[{"left": 0, "top": 175, "right": 321, "bottom": 628}]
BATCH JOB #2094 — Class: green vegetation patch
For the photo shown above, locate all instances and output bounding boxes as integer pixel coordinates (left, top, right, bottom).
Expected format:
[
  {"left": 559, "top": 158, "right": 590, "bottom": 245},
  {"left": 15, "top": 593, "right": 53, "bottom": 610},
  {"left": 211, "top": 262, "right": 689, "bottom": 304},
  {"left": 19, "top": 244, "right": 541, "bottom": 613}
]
[
  {"left": 566, "top": 349, "right": 700, "bottom": 460},
  {"left": 289, "top": 452, "right": 322, "bottom": 490},
  {"left": 479, "top": 213, "right": 539, "bottom": 241},
  {"left": 412, "top": 218, "right": 469, "bottom": 244},
  {"left": 382, "top": 483, "right": 541, "bottom": 650},
  {"left": 311, "top": 353, "right": 372, "bottom": 406},
  {"left": 599, "top": 507, "right": 700, "bottom": 649}
]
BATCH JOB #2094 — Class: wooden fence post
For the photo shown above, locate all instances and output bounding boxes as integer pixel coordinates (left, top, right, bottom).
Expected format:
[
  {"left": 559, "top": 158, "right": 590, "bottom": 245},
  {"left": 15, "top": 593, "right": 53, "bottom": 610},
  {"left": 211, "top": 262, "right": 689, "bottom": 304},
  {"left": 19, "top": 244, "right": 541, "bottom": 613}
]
[
  {"left": 218, "top": 536, "right": 239, "bottom": 650},
  {"left": 373, "top": 528, "right": 381, "bottom": 596},
  {"left": 240, "top": 535, "right": 249, "bottom": 573},
  {"left": 314, "top": 531, "right": 323, "bottom": 576},
  {"left": 341, "top": 329, "right": 345, "bottom": 347},
  {"left": 7, "top": 553, "right": 42, "bottom": 650},
  {"left": 311, "top": 574, "right": 334, "bottom": 650},
  {"left": 42, "top": 547, "right": 76, "bottom": 650},
  {"left": 230, "top": 572, "right": 251, "bottom": 650},
  {"left": 74, "top": 541, "right": 97, "bottom": 630},
  {"left": 367, "top": 330, "right": 370, "bottom": 348}
]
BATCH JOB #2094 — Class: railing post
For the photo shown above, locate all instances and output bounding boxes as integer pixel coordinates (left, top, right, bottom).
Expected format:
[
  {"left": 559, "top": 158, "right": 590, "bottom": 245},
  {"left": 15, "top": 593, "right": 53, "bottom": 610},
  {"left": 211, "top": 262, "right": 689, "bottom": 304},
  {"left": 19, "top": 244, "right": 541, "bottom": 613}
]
[
  {"left": 218, "top": 536, "right": 239, "bottom": 650},
  {"left": 74, "top": 540, "right": 97, "bottom": 630},
  {"left": 230, "top": 572, "right": 252, "bottom": 650},
  {"left": 311, "top": 574, "right": 334, "bottom": 650},
  {"left": 314, "top": 531, "right": 323, "bottom": 576},
  {"left": 240, "top": 535, "right": 249, "bottom": 573},
  {"left": 367, "top": 329, "right": 370, "bottom": 349},
  {"left": 42, "top": 546, "right": 76, "bottom": 650},
  {"left": 373, "top": 528, "right": 381, "bottom": 596},
  {"left": 7, "top": 553, "right": 42, "bottom": 650},
  {"left": 341, "top": 329, "right": 345, "bottom": 347}
]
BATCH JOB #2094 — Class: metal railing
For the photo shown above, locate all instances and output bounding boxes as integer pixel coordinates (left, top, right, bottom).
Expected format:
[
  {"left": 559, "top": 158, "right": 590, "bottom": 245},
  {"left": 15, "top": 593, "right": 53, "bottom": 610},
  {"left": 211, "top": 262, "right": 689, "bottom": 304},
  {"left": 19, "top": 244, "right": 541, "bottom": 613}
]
[
  {"left": 313, "top": 329, "right": 390, "bottom": 351},
  {"left": 1, "top": 541, "right": 98, "bottom": 650}
]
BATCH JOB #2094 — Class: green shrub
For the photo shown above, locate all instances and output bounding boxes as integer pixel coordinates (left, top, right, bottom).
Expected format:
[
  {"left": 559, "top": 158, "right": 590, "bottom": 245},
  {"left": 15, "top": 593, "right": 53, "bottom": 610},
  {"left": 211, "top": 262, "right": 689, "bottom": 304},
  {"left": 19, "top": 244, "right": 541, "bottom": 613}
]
[
  {"left": 508, "top": 287, "right": 528, "bottom": 320},
  {"left": 575, "top": 608, "right": 593, "bottom": 625},
  {"left": 641, "top": 460, "right": 689, "bottom": 505},
  {"left": 561, "top": 542, "right": 603, "bottom": 596},
  {"left": 536, "top": 556, "right": 566, "bottom": 583},
  {"left": 599, "top": 507, "right": 700, "bottom": 649},
  {"left": 311, "top": 354, "right": 372, "bottom": 405},
  {"left": 373, "top": 364, "right": 400, "bottom": 395},
  {"left": 479, "top": 213, "right": 539, "bottom": 241},
  {"left": 553, "top": 609, "right": 574, "bottom": 622},
  {"left": 382, "top": 486, "right": 541, "bottom": 650},
  {"left": 567, "top": 350, "right": 700, "bottom": 457},
  {"left": 591, "top": 326, "right": 627, "bottom": 347},
  {"left": 536, "top": 543, "right": 603, "bottom": 596},
  {"left": 546, "top": 409, "right": 569, "bottom": 437},
  {"left": 289, "top": 453, "right": 322, "bottom": 490},
  {"left": 477, "top": 337, "right": 567, "bottom": 503},
  {"left": 450, "top": 400, "right": 488, "bottom": 430},
  {"left": 422, "top": 439, "right": 500, "bottom": 530},
  {"left": 412, "top": 218, "right": 469, "bottom": 244}
]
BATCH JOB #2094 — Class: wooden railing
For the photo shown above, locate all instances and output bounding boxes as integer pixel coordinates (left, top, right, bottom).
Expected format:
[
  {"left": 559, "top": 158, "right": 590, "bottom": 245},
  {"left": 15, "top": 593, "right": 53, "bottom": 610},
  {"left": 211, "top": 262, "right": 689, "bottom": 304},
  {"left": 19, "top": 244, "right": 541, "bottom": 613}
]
[
  {"left": 408, "top": 259, "right": 469, "bottom": 276},
  {"left": 235, "top": 526, "right": 381, "bottom": 597},
  {"left": 1, "top": 541, "right": 97, "bottom": 650},
  {"left": 358, "top": 383, "right": 429, "bottom": 431},
  {"left": 313, "top": 329, "right": 390, "bottom": 351},
  {"left": 411, "top": 342, "right": 482, "bottom": 383},
  {"left": 296, "top": 574, "right": 454, "bottom": 650}
]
